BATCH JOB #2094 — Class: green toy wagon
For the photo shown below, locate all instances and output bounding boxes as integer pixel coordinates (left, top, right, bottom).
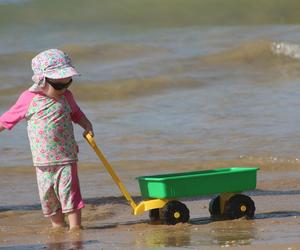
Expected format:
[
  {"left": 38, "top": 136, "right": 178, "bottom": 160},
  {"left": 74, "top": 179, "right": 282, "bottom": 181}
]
[{"left": 85, "top": 133, "right": 259, "bottom": 225}]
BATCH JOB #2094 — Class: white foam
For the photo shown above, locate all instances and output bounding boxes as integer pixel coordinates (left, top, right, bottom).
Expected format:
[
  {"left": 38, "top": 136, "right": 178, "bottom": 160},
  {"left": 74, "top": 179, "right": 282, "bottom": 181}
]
[{"left": 271, "top": 42, "right": 300, "bottom": 59}]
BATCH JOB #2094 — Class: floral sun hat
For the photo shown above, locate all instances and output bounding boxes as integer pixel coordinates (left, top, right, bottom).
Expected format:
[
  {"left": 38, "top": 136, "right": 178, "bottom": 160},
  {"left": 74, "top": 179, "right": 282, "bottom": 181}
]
[{"left": 30, "top": 48, "right": 79, "bottom": 91}]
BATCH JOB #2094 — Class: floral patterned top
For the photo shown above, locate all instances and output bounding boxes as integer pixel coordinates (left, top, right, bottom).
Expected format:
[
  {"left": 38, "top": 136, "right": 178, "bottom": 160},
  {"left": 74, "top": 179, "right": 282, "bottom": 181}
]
[{"left": 0, "top": 89, "right": 85, "bottom": 166}]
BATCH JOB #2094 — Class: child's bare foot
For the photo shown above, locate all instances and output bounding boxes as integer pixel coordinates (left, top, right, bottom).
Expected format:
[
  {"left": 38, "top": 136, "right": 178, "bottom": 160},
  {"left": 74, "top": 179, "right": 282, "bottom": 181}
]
[
  {"left": 52, "top": 223, "right": 67, "bottom": 229},
  {"left": 67, "top": 209, "right": 82, "bottom": 231},
  {"left": 50, "top": 210, "right": 66, "bottom": 228},
  {"left": 50, "top": 223, "right": 68, "bottom": 233},
  {"left": 68, "top": 225, "right": 83, "bottom": 232}
]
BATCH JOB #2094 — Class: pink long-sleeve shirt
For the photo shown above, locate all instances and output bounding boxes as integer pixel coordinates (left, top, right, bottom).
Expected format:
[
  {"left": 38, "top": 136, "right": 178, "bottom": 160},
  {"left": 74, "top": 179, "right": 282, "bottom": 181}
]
[{"left": 0, "top": 89, "right": 85, "bottom": 166}]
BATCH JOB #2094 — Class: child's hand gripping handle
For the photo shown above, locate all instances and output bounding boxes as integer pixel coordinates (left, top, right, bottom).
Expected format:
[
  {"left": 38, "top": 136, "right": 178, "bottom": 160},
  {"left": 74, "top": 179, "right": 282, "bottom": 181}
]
[{"left": 84, "top": 132, "right": 96, "bottom": 149}]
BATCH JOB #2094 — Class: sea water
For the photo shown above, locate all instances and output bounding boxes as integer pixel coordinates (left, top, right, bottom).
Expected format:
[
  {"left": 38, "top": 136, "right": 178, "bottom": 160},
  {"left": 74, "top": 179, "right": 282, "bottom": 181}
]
[{"left": 1, "top": 0, "right": 300, "bottom": 167}]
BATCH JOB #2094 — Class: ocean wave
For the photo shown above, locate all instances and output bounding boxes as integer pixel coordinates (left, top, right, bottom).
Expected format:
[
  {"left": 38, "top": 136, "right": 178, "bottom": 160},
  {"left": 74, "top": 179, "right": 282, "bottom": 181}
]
[
  {"left": 0, "top": 76, "right": 202, "bottom": 103},
  {"left": 0, "top": 51, "right": 33, "bottom": 71},
  {"left": 0, "top": 43, "right": 166, "bottom": 70},
  {"left": 61, "top": 43, "right": 168, "bottom": 63},
  {"left": 186, "top": 40, "right": 300, "bottom": 78},
  {"left": 71, "top": 76, "right": 201, "bottom": 102}
]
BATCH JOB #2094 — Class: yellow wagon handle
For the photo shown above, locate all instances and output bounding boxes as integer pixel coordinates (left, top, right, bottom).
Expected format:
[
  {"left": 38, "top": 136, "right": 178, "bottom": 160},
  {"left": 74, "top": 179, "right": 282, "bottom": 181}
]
[{"left": 84, "top": 132, "right": 137, "bottom": 210}]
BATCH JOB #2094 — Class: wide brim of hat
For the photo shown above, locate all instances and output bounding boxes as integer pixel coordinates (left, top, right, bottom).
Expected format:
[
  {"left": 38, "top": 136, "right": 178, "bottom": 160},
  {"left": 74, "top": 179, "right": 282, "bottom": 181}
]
[{"left": 44, "top": 66, "right": 80, "bottom": 79}]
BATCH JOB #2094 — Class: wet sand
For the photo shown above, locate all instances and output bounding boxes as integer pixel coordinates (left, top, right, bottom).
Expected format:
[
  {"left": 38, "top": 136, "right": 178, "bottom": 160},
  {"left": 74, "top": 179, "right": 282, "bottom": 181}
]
[{"left": 1, "top": 160, "right": 300, "bottom": 249}]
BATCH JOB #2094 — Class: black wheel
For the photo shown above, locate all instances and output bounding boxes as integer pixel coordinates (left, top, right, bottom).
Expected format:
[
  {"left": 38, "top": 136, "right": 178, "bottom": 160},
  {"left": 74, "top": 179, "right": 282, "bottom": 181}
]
[
  {"left": 224, "top": 194, "right": 255, "bottom": 219},
  {"left": 149, "top": 208, "right": 160, "bottom": 222},
  {"left": 209, "top": 195, "right": 221, "bottom": 217},
  {"left": 161, "top": 200, "right": 190, "bottom": 225}
]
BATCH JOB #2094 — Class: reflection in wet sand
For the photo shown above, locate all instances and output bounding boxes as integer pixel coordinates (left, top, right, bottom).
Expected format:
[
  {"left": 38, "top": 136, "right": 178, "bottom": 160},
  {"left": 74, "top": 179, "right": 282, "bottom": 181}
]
[
  {"left": 135, "top": 225, "right": 191, "bottom": 248},
  {"left": 209, "top": 220, "right": 256, "bottom": 247},
  {"left": 46, "top": 229, "right": 84, "bottom": 250}
]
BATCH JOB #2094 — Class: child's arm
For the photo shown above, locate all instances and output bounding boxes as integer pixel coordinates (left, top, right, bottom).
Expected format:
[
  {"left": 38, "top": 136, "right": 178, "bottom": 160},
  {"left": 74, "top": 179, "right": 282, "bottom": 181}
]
[
  {"left": 77, "top": 115, "right": 94, "bottom": 137},
  {"left": 0, "top": 90, "right": 34, "bottom": 131},
  {"left": 64, "top": 90, "right": 94, "bottom": 136},
  {"left": 0, "top": 123, "right": 5, "bottom": 133}
]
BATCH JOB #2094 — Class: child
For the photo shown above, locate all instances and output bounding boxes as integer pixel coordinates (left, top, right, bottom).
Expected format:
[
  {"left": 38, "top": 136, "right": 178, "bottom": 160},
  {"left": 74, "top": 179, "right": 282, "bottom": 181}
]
[{"left": 0, "top": 49, "right": 93, "bottom": 230}]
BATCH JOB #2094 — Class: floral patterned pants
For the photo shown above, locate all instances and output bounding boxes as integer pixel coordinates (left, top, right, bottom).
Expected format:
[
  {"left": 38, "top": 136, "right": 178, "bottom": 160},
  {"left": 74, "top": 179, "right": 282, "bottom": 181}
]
[{"left": 36, "top": 163, "right": 85, "bottom": 217}]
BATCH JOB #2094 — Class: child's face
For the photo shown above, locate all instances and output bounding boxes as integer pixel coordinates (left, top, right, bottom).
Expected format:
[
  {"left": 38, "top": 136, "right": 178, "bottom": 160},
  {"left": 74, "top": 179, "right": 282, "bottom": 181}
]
[{"left": 43, "top": 77, "right": 72, "bottom": 97}]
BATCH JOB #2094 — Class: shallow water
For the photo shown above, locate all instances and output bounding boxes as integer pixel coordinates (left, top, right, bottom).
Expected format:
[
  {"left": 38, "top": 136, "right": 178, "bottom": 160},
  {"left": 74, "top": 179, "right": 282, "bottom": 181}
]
[{"left": 2, "top": 163, "right": 300, "bottom": 249}]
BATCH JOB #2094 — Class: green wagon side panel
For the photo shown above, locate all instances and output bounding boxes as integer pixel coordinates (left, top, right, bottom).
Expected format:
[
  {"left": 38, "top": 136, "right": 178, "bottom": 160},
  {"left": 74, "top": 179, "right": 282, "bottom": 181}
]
[{"left": 137, "top": 167, "right": 259, "bottom": 199}]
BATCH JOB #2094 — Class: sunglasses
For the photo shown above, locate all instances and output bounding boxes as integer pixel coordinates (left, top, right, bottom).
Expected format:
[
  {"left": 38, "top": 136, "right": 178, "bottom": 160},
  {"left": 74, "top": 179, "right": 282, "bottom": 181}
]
[{"left": 46, "top": 78, "right": 73, "bottom": 90}]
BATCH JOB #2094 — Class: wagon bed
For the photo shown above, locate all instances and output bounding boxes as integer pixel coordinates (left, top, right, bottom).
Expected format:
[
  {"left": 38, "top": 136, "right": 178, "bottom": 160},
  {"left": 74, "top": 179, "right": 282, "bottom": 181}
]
[{"left": 137, "top": 167, "right": 259, "bottom": 199}]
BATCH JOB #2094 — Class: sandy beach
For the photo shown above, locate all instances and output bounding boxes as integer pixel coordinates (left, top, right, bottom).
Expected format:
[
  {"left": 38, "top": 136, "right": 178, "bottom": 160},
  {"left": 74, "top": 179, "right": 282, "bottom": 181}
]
[{"left": 1, "top": 160, "right": 300, "bottom": 249}]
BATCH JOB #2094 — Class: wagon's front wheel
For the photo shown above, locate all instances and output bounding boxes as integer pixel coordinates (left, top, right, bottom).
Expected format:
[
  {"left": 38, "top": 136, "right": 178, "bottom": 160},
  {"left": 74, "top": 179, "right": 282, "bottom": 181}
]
[
  {"left": 224, "top": 194, "right": 255, "bottom": 219},
  {"left": 161, "top": 200, "right": 190, "bottom": 225},
  {"left": 149, "top": 208, "right": 160, "bottom": 222},
  {"left": 209, "top": 195, "right": 221, "bottom": 217}
]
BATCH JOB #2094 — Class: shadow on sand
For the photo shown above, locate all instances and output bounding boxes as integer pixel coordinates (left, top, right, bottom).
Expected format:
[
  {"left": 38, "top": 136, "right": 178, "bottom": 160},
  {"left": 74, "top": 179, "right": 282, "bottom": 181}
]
[{"left": 1, "top": 189, "right": 300, "bottom": 221}]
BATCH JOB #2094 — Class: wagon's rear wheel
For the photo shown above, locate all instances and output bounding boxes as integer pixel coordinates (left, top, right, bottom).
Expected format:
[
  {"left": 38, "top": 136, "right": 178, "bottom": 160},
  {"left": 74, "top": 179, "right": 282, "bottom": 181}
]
[
  {"left": 209, "top": 195, "right": 221, "bottom": 217},
  {"left": 149, "top": 208, "right": 160, "bottom": 222},
  {"left": 224, "top": 194, "right": 255, "bottom": 219},
  {"left": 161, "top": 200, "right": 190, "bottom": 225}
]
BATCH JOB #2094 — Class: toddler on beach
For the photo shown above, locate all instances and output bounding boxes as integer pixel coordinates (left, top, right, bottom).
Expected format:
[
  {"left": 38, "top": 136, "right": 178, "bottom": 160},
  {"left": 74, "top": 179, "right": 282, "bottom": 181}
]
[{"left": 0, "top": 49, "right": 93, "bottom": 230}]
